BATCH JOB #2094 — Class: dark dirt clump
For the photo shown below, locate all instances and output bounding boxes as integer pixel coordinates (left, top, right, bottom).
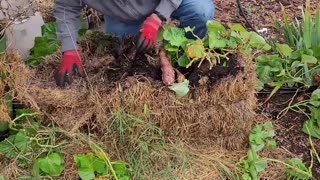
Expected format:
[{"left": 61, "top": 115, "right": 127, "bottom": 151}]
[
  {"left": 258, "top": 93, "right": 320, "bottom": 178},
  {"left": 83, "top": 33, "right": 241, "bottom": 90},
  {"left": 186, "top": 53, "right": 242, "bottom": 87}
]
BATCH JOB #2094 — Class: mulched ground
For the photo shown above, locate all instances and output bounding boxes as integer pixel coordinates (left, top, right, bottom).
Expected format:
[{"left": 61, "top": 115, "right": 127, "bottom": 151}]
[
  {"left": 214, "top": 0, "right": 320, "bottom": 177},
  {"left": 34, "top": 0, "right": 320, "bottom": 178}
]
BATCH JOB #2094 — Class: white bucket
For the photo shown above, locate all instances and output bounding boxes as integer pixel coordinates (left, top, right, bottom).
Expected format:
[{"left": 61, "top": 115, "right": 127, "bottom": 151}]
[{"left": 6, "top": 12, "right": 44, "bottom": 60}]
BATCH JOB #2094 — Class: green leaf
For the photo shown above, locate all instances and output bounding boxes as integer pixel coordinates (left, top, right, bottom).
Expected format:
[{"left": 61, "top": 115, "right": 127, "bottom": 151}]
[
  {"left": 242, "top": 173, "right": 252, "bottom": 180},
  {"left": 37, "top": 153, "right": 64, "bottom": 176},
  {"left": 178, "top": 54, "right": 190, "bottom": 67},
  {"left": 186, "top": 40, "right": 205, "bottom": 59},
  {"left": 92, "top": 158, "right": 107, "bottom": 175},
  {"left": 301, "top": 54, "right": 317, "bottom": 64},
  {"left": 206, "top": 20, "right": 227, "bottom": 33},
  {"left": 303, "top": 6, "right": 312, "bottom": 49},
  {"left": 229, "top": 23, "right": 247, "bottom": 32},
  {"left": 14, "top": 131, "right": 28, "bottom": 153},
  {"left": 248, "top": 32, "right": 271, "bottom": 50},
  {"left": 208, "top": 31, "right": 227, "bottom": 48},
  {"left": 74, "top": 153, "right": 108, "bottom": 179},
  {"left": 169, "top": 79, "right": 190, "bottom": 97},
  {"left": 303, "top": 120, "right": 320, "bottom": 139},
  {"left": 77, "top": 167, "right": 95, "bottom": 180},
  {"left": 309, "top": 89, "right": 320, "bottom": 107},
  {"left": 266, "top": 139, "right": 277, "bottom": 150},
  {"left": 275, "top": 43, "right": 293, "bottom": 57},
  {"left": 0, "top": 136, "right": 17, "bottom": 158},
  {"left": 162, "top": 25, "right": 187, "bottom": 47},
  {"left": 315, "top": 10, "right": 320, "bottom": 47},
  {"left": 285, "top": 158, "right": 310, "bottom": 180},
  {"left": 253, "top": 159, "right": 267, "bottom": 172},
  {"left": 113, "top": 161, "right": 131, "bottom": 180}
]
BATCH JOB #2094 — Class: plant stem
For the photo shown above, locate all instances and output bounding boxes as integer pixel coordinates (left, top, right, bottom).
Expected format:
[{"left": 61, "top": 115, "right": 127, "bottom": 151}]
[{"left": 263, "top": 158, "right": 312, "bottom": 177}]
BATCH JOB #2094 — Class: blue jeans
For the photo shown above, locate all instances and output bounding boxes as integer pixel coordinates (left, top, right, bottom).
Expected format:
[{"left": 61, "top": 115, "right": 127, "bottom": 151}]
[{"left": 105, "top": 0, "right": 215, "bottom": 39}]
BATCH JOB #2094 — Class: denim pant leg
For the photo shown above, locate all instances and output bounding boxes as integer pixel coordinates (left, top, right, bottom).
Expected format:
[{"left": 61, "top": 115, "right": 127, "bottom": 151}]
[
  {"left": 104, "top": 16, "right": 143, "bottom": 40},
  {"left": 172, "top": 0, "right": 215, "bottom": 39}
]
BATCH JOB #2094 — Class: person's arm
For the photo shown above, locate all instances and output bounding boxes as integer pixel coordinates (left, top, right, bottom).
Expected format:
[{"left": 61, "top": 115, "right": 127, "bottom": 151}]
[
  {"left": 155, "top": 0, "right": 182, "bottom": 20},
  {"left": 54, "top": 0, "right": 83, "bottom": 52},
  {"left": 54, "top": 0, "right": 84, "bottom": 87}
]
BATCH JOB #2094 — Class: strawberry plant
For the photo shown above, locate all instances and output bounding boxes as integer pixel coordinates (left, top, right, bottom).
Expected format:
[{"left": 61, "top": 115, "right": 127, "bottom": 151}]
[
  {"left": 278, "top": 89, "right": 320, "bottom": 139},
  {"left": 160, "top": 20, "right": 270, "bottom": 69},
  {"left": 238, "top": 122, "right": 312, "bottom": 180},
  {"left": 257, "top": 1, "right": 320, "bottom": 95},
  {"left": 36, "top": 152, "right": 65, "bottom": 177}
]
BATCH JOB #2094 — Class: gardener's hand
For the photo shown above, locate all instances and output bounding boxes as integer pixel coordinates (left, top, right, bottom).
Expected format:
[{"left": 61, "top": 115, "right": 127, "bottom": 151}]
[
  {"left": 55, "top": 50, "right": 84, "bottom": 87},
  {"left": 136, "top": 13, "right": 162, "bottom": 53}
]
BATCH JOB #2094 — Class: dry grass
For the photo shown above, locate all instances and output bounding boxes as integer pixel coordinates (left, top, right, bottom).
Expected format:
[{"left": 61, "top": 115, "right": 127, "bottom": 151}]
[
  {"left": 4, "top": 43, "right": 257, "bottom": 151},
  {"left": 0, "top": 34, "right": 257, "bottom": 178}
]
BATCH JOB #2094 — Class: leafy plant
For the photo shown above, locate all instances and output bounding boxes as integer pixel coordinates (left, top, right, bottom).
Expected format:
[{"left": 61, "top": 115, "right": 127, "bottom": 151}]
[
  {"left": 238, "top": 149, "right": 267, "bottom": 180},
  {"left": 285, "top": 158, "right": 310, "bottom": 180},
  {"left": 238, "top": 122, "right": 312, "bottom": 180},
  {"left": 74, "top": 153, "right": 108, "bottom": 180},
  {"left": 249, "top": 122, "right": 277, "bottom": 152},
  {"left": 278, "top": 89, "right": 320, "bottom": 138},
  {"left": 257, "top": 1, "right": 320, "bottom": 95},
  {"left": 26, "top": 22, "right": 59, "bottom": 66},
  {"left": 37, "top": 152, "right": 65, "bottom": 176},
  {"left": 26, "top": 18, "right": 89, "bottom": 67},
  {"left": 160, "top": 20, "right": 270, "bottom": 69}
]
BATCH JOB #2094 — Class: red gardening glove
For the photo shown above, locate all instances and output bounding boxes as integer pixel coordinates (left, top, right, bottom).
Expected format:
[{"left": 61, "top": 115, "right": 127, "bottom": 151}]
[
  {"left": 55, "top": 50, "right": 84, "bottom": 87},
  {"left": 136, "top": 14, "right": 162, "bottom": 52}
]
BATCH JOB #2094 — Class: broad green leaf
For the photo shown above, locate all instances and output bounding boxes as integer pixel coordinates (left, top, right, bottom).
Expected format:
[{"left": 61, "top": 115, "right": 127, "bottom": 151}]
[
  {"left": 301, "top": 54, "right": 317, "bottom": 64},
  {"left": 186, "top": 40, "right": 204, "bottom": 59},
  {"left": 77, "top": 167, "right": 95, "bottom": 180},
  {"left": 14, "top": 131, "right": 28, "bottom": 153},
  {"left": 251, "top": 144, "right": 264, "bottom": 152},
  {"left": 285, "top": 158, "right": 310, "bottom": 180},
  {"left": 253, "top": 159, "right": 267, "bottom": 172},
  {"left": 92, "top": 158, "right": 107, "bottom": 175},
  {"left": 0, "top": 136, "right": 17, "bottom": 158},
  {"left": 309, "top": 106, "right": 320, "bottom": 127},
  {"left": 206, "top": 20, "right": 227, "bottom": 33},
  {"left": 162, "top": 25, "right": 187, "bottom": 47},
  {"left": 303, "top": 120, "right": 320, "bottom": 139},
  {"left": 242, "top": 173, "right": 252, "bottom": 180},
  {"left": 178, "top": 54, "right": 190, "bottom": 67},
  {"left": 275, "top": 43, "right": 293, "bottom": 57},
  {"left": 74, "top": 153, "right": 94, "bottom": 168},
  {"left": 169, "top": 79, "right": 190, "bottom": 97},
  {"left": 248, "top": 165, "right": 258, "bottom": 180},
  {"left": 227, "top": 37, "right": 238, "bottom": 48},
  {"left": 208, "top": 31, "right": 227, "bottom": 48},
  {"left": 37, "top": 153, "right": 64, "bottom": 176},
  {"left": 309, "top": 89, "right": 320, "bottom": 107},
  {"left": 249, "top": 32, "right": 271, "bottom": 50},
  {"left": 229, "top": 23, "right": 247, "bottom": 32},
  {"left": 113, "top": 161, "right": 131, "bottom": 180},
  {"left": 266, "top": 139, "right": 277, "bottom": 150}
]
